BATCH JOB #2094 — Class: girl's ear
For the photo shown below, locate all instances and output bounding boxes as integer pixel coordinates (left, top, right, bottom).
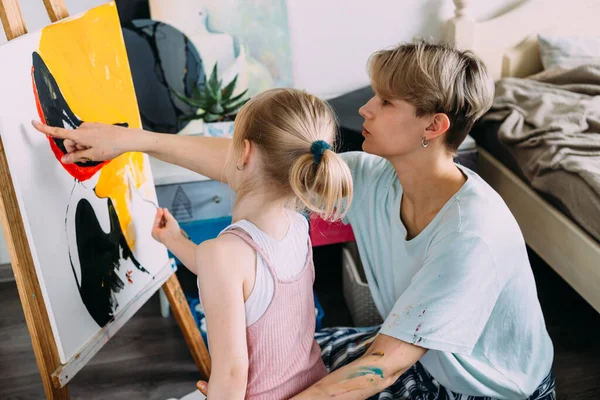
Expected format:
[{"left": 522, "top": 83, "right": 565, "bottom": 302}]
[{"left": 239, "top": 139, "right": 252, "bottom": 167}]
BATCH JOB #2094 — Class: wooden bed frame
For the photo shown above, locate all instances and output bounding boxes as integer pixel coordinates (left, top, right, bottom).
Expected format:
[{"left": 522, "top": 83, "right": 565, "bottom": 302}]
[{"left": 446, "top": 0, "right": 600, "bottom": 313}]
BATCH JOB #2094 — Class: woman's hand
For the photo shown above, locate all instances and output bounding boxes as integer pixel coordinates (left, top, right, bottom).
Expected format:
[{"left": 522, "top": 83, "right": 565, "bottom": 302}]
[
  {"left": 31, "top": 120, "right": 146, "bottom": 164},
  {"left": 151, "top": 208, "right": 183, "bottom": 246}
]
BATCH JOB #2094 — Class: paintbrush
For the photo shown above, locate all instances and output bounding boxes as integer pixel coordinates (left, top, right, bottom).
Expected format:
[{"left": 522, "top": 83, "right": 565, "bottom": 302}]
[
  {"left": 142, "top": 197, "right": 191, "bottom": 241},
  {"left": 126, "top": 172, "right": 190, "bottom": 240}
]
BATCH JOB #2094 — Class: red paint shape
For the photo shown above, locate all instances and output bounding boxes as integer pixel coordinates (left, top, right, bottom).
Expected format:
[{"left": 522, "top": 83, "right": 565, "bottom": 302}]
[
  {"left": 47, "top": 140, "right": 108, "bottom": 181},
  {"left": 31, "top": 65, "right": 109, "bottom": 182}
]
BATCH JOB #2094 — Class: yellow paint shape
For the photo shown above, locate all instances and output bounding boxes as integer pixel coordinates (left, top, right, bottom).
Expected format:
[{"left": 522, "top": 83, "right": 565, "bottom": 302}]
[
  {"left": 38, "top": 2, "right": 146, "bottom": 250},
  {"left": 94, "top": 153, "right": 146, "bottom": 249}
]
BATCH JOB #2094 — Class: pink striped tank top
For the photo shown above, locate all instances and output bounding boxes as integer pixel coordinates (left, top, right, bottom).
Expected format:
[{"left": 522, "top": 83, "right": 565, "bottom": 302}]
[{"left": 221, "top": 227, "right": 327, "bottom": 399}]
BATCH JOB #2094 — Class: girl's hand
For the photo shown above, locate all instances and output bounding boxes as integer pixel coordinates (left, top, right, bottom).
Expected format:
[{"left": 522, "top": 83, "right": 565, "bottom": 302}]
[
  {"left": 31, "top": 120, "right": 143, "bottom": 164},
  {"left": 151, "top": 208, "right": 183, "bottom": 246}
]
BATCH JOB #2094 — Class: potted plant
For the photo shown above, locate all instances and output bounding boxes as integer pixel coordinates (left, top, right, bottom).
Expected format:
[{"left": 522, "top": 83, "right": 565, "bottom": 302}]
[{"left": 174, "top": 63, "right": 249, "bottom": 137}]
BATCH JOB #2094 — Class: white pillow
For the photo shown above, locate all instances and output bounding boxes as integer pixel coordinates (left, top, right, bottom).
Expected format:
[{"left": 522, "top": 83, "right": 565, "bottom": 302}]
[{"left": 538, "top": 34, "right": 600, "bottom": 70}]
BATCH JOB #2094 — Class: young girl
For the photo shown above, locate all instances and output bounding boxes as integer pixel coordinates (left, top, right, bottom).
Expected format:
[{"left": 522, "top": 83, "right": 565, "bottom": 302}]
[{"left": 149, "top": 88, "right": 352, "bottom": 399}]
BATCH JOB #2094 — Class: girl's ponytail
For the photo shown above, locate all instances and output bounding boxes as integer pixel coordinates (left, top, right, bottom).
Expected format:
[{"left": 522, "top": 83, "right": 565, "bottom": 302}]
[{"left": 289, "top": 140, "right": 352, "bottom": 221}]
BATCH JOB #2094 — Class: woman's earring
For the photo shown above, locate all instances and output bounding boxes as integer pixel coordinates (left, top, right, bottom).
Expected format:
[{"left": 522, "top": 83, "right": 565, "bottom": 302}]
[
  {"left": 236, "top": 163, "right": 244, "bottom": 171},
  {"left": 421, "top": 137, "right": 430, "bottom": 148}
]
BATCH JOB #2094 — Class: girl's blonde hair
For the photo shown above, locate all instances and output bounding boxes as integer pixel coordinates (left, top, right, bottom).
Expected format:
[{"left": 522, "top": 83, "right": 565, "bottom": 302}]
[{"left": 229, "top": 88, "right": 352, "bottom": 221}]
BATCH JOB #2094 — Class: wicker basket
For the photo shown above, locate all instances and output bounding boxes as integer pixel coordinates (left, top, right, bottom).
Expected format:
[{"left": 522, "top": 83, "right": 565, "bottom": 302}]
[{"left": 342, "top": 242, "right": 383, "bottom": 327}]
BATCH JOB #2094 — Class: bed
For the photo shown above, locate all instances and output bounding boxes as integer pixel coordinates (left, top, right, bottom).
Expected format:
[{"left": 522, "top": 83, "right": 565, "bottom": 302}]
[{"left": 446, "top": 0, "right": 600, "bottom": 313}]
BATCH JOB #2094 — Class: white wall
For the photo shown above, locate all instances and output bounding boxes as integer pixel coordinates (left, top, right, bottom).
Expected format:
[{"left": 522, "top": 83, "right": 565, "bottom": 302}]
[{"left": 288, "top": 0, "right": 527, "bottom": 99}]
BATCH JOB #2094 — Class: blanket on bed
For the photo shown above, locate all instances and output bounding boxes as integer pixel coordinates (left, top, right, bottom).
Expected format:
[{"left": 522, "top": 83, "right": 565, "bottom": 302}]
[{"left": 483, "top": 64, "right": 600, "bottom": 239}]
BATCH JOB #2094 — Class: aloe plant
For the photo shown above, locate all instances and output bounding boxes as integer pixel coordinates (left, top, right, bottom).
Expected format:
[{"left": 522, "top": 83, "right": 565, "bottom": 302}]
[{"left": 174, "top": 63, "right": 249, "bottom": 123}]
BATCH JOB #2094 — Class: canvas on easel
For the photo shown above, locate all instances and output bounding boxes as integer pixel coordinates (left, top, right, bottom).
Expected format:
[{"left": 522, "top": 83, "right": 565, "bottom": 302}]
[
  {"left": 0, "top": 1, "right": 210, "bottom": 398},
  {"left": 0, "top": 1, "right": 174, "bottom": 363}
]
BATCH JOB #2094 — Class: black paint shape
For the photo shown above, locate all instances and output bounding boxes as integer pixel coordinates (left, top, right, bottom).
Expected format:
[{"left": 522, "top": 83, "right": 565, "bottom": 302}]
[
  {"left": 122, "top": 19, "right": 204, "bottom": 133},
  {"left": 74, "top": 197, "right": 148, "bottom": 327},
  {"left": 31, "top": 52, "right": 130, "bottom": 168}
]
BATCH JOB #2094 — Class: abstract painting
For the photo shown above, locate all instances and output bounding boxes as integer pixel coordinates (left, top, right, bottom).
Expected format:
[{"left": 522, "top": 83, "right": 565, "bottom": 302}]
[
  {"left": 122, "top": 19, "right": 205, "bottom": 134},
  {"left": 149, "top": 0, "right": 293, "bottom": 96},
  {"left": 0, "top": 2, "right": 170, "bottom": 363}
]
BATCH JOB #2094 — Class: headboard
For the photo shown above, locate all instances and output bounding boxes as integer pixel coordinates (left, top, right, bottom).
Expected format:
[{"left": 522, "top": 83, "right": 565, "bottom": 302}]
[{"left": 445, "top": 0, "right": 600, "bottom": 80}]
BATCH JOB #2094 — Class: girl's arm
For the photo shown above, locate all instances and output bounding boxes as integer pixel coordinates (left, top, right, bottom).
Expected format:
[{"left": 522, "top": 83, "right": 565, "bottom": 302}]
[
  {"left": 142, "top": 132, "right": 231, "bottom": 183},
  {"left": 31, "top": 121, "right": 232, "bottom": 183},
  {"left": 195, "top": 234, "right": 255, "bottom": 400},
  {"left": 153, "top": 210, "right": 250, "bottom": 399},
  {"left": 151, "top": 208, "right": 197, "bottom": 275}
]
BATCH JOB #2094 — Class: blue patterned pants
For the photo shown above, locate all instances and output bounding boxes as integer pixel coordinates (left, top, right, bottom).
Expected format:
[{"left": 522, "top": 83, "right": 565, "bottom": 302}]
[{"left": 315, "top": 326, "right": 556, "bottom": 400}]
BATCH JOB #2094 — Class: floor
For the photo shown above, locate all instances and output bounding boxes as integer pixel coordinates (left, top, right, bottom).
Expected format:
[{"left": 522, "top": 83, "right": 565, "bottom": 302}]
[{"left": 0, "top": 244, "right": 598, "bottom": 399}]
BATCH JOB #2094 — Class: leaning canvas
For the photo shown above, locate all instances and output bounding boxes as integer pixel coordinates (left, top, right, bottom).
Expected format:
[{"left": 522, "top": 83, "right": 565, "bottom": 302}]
[{"left": 0, "top": 2, "right": 170, "bottom": 363}]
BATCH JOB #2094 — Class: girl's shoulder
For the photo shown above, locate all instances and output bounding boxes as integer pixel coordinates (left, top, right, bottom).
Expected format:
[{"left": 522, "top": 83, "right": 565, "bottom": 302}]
[{"left": 196, "top": 233, "right": 257, "bottom": 276}]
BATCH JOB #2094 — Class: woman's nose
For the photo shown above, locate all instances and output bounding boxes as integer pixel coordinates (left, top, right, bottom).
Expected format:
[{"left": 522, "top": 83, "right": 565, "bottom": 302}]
[
  {"left": 358, "top": 98, "right": 374, "bottom": 119},
  {"left": 359, "top": 105, "right": 370, "bottom": 119}
]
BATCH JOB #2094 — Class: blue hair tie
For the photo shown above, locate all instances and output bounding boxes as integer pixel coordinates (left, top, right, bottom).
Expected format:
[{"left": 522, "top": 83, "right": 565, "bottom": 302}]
[{"left": 310, "top": 140, "right": 331, "bottom": 165}]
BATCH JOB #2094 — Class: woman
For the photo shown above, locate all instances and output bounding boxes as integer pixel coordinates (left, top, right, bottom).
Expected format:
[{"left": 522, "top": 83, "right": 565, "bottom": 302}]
[{"left": 33, "top": 40, "right": 555, "bottom": 400}]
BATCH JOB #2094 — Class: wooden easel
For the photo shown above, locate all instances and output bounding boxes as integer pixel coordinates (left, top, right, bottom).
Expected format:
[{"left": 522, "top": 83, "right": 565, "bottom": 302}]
[{"left": 0, "top": 1, "right": 211, "bottom": 398}]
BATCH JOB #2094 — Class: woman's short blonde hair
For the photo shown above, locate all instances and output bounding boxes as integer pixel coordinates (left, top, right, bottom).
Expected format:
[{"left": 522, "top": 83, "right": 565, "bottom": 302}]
[
  {"left": 230, "top": 88, "right": 352, "bottom": 221},
  {"left": 368, "top": 40, "right": 494, "bottom": 153}
]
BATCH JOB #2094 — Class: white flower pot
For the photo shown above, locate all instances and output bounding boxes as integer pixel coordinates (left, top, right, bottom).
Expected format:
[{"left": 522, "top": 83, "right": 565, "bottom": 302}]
[
  {"left": 178, "top": 119, "right": 204, "bottom": 136},
  {"left": 205, "top": 121, "right": 234, "bottom": 138}
]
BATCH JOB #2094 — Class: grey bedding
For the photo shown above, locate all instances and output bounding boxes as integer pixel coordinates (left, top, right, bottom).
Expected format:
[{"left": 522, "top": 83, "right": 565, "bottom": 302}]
[{"left": 482, "top": 65, "right": 600, "bottom": 242}]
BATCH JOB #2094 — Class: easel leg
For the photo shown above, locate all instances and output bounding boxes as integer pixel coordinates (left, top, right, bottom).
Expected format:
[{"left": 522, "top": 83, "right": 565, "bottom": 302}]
[{"left": 162, "top": 273, "right": 211, "bottom": 380}]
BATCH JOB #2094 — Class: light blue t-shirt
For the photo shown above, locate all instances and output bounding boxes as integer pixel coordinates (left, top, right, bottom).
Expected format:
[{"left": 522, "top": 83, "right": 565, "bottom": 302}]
[{"left": 341, "top": 152, "right": 554, "bottom": 399}]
